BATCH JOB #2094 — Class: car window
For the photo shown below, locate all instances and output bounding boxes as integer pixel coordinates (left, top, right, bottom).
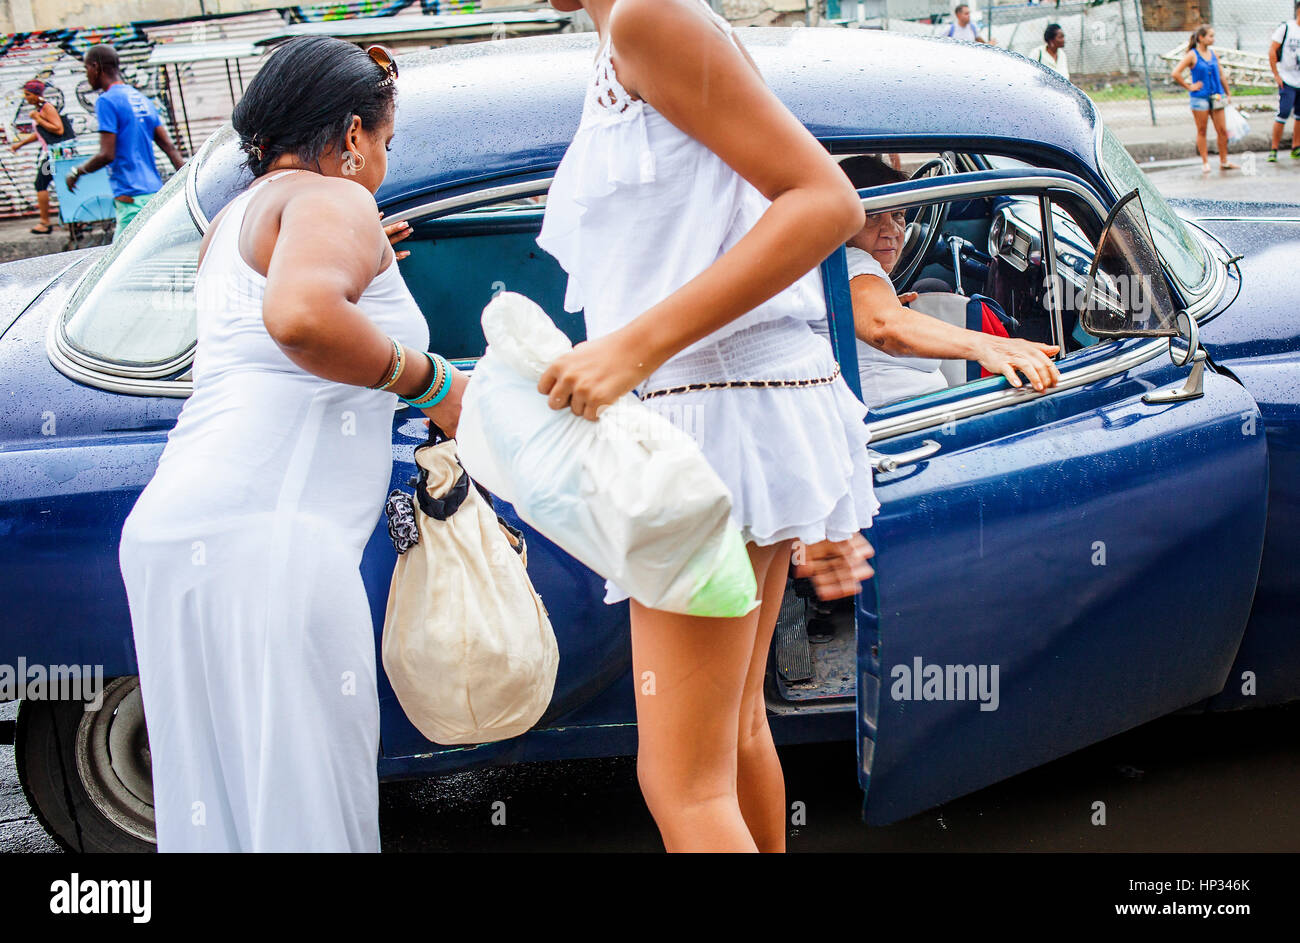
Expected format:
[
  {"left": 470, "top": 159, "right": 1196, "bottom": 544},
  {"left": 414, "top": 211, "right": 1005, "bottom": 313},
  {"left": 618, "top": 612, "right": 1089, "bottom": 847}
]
[
  {"left": 840, "top": 173, "right": 1107, "bottom": 415},
  {"left": 1098, "top": 127, "right": 1209, "bottom": 294},
  {"left": 397, "top": 194, "right": 580, "bottom": 362},
  {"left": 1081, "top": 190, "right": 1180, "bottom": 337},
  {"left": 61, "top": 167, "right": 198, "bottom": 368}
]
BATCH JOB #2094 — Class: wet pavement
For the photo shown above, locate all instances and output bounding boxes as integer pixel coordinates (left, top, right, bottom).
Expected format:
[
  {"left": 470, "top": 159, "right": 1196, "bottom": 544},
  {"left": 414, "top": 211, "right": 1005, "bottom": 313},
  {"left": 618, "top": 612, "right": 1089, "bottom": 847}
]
[
  {"left": 5, "top": 697, "right": 1296, "bottom": 852},
  {"left": 1141, "top": 151, "right": 1300, "bottom": 203}
]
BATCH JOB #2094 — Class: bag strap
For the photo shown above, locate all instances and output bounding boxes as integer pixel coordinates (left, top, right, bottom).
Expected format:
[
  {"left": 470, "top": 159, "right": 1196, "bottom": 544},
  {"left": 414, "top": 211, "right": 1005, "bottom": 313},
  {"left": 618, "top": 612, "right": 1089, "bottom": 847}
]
[
  {"left": 412, "top": 452, "right": 471, "bottom": 521},
  {"left": 413, "top": 420, "right": 497, "bottom": 514}
]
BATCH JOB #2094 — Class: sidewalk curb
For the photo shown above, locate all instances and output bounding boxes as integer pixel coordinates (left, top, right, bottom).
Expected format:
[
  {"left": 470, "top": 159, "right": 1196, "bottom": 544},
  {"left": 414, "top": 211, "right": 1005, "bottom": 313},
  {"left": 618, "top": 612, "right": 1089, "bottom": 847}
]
[{"left": 1123, "top": 133, "right": 1276, "bottom": 163}]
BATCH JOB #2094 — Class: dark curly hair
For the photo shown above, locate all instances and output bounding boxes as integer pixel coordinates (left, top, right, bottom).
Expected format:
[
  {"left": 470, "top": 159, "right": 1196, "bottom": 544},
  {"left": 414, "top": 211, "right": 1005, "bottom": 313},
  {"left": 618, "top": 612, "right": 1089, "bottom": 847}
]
[
  {"left": 839, "top": 155, "right": 908, "bottom": 191},
  {"left": 231, "top": 36, "right": 396, "bottom": 176}
]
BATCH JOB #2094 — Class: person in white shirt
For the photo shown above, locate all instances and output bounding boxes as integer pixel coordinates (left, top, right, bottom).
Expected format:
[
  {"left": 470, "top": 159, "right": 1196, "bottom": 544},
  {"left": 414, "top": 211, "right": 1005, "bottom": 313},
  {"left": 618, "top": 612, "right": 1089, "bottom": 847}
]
[
  {"left": 1033, "top": 24, "right": 1070, "bottom": 80},
  {"left": 942, "top": 4, "right": 995, "bottom": 45},
  {"left": 1268, "top": 2, "right": 1300, "bottom": 162},
  {"left": 835, "top": 156, "right": 1059, "bottom": 408}
]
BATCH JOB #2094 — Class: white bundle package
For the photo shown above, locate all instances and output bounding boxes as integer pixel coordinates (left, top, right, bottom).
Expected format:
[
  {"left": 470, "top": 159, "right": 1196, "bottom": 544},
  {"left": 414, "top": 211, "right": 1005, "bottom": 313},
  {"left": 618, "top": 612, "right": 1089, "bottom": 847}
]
[{"left": 456, "top": 291, "right": 759, "bottom": 618}]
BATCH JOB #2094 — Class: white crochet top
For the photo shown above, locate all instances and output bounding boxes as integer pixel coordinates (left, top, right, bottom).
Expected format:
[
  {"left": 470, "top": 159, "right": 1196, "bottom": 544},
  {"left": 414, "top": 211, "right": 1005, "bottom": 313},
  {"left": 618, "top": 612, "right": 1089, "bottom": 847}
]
[{"left": 536, "top": 0, "right": 828, "bottom": 360}]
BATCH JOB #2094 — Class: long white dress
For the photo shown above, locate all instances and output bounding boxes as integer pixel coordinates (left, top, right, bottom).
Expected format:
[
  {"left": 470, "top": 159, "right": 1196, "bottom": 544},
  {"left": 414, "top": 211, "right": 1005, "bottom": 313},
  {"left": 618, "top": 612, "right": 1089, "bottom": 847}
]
[
  {"left": 118, "top": 171, "right": 429, "bottom": 852},
  {"left": 537, "top": 2, "right": 878, "bottom": 604}
]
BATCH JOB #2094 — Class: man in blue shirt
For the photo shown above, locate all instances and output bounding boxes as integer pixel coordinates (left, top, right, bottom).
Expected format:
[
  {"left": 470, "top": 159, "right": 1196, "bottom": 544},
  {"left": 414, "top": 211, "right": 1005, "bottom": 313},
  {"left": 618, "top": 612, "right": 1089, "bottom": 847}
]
[{"left": 65, "top": 44, "right": 184, "bottom": 240}]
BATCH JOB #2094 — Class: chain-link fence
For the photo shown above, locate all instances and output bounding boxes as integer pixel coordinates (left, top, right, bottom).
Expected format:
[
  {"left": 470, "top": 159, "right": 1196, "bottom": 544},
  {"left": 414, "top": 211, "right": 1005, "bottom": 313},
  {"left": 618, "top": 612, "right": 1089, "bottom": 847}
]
[{"left": 825, "top": 0, "right": 1297, "bottom": 87}]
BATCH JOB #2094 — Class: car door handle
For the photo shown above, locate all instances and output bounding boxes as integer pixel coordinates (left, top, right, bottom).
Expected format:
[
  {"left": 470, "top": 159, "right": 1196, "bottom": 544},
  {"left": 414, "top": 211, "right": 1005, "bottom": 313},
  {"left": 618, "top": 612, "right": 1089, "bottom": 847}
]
[{"left": 869, "top": 439, "right": 942, "bottom": 473}]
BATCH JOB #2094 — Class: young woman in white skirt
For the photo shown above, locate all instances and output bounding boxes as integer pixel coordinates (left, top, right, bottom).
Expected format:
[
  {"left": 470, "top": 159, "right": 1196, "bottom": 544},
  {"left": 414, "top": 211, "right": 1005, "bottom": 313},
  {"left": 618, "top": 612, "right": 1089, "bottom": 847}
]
[
  {"left": 539, "top": 0, "right": 877, "bottom": 851},
  {"left": 118, "top": 37, "right": 466, "bottom": 851}
]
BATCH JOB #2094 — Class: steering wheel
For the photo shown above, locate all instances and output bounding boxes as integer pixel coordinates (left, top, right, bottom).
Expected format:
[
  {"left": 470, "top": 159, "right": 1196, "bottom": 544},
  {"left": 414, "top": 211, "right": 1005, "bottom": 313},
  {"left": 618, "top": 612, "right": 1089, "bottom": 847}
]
[{"left": 892, "top": 153, "right": 956, "bottom": 291}]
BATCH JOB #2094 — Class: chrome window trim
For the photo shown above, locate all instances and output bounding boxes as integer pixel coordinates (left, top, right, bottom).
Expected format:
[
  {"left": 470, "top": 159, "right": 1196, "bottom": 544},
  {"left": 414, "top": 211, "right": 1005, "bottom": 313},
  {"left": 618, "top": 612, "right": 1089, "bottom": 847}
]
[
  {"left": 46, "top": 319, "right": 194, "bottom": 398},
  {"left": 1188, "top": 215, "right": 1300, "bottom": 223},
  {"left": 51, "top": 320, "right": 196, "bottom": 380},
  {"left": 865, "top": 337, "right": 1166, "bottom": 444},
  {"left": 380, "top": 177, "right": 554, "bottom": 225},
  {"left": 185, "top": 127, "right": 221, "bottom": 232},
  {"left": 48, "top": 161, "right": 202, "bottom": 390}
]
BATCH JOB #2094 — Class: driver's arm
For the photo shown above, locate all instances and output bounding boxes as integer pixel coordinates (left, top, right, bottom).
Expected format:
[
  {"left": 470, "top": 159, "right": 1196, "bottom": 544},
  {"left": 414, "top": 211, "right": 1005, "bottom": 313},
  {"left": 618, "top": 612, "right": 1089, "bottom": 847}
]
[{"left": 850, "top": 272, "right": 1061, "bottom": 392}]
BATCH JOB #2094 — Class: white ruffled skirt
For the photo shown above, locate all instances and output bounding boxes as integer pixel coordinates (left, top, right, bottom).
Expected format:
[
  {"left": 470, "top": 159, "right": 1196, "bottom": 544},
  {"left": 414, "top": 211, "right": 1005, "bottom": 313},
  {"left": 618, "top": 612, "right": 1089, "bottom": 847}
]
[{"left": 603, "top": 316, "right": 879, "bottom": 605}]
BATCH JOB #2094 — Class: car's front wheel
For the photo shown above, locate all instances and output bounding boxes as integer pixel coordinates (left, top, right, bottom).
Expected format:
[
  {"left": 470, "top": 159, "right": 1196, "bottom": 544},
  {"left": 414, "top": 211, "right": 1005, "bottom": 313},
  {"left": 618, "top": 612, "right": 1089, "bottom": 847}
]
[{"left": 16, "top": 676, "right": 156, "bottom": 852}]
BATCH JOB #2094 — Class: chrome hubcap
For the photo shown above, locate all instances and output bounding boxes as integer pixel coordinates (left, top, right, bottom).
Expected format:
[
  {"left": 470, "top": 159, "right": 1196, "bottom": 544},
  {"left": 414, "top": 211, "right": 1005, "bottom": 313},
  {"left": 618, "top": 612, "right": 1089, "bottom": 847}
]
[{"left": 75, "top": 676, "right": 156, "bottom": 843}]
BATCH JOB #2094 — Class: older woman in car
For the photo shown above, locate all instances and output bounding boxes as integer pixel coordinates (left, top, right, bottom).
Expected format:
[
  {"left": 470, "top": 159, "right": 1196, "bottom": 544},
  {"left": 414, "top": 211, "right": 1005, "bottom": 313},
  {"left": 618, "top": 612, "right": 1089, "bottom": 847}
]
[{"left": 837, "top": 156, "right": 1061, "bottom": 407}]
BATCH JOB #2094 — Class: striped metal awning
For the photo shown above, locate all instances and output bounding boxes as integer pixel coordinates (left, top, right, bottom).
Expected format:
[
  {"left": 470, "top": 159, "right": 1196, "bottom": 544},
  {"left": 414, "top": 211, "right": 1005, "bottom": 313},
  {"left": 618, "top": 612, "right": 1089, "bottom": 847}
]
[{"left": 253, "top": 11, "right": 573, "bottom": 46}]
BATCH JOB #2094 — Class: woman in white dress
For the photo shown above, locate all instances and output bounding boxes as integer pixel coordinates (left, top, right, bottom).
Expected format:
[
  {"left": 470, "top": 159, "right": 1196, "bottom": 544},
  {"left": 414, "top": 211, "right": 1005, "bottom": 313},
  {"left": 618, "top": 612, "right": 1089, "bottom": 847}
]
[
  {"left": 118, "top": 37, "right": 466, "bottom": 852},
  {"left": 538, "top": 0, "right": 875, "bottom": 852}
]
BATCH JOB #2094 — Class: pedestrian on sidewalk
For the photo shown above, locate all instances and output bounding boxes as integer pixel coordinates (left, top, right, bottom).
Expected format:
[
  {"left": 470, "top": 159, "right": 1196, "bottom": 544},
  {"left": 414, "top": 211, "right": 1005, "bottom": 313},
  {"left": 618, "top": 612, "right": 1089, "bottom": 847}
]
[
  {"left": 941, "top": 4, "right": 995, "bottom": 45},
  {"left": 1171, "top": 25, "right": 1240, "bottom": 174},
  {"left": 64, "top": 44, "right": 184, "bottom": 241},
  {"left": 1032, "top": 24, "right": 1069, "bottom": 81},
  {"left": 1267, "top": 1, "right": 1300, "bottom": 162},
  {"left": 8, "top": 79, "right": 76, "bottom": 235}
]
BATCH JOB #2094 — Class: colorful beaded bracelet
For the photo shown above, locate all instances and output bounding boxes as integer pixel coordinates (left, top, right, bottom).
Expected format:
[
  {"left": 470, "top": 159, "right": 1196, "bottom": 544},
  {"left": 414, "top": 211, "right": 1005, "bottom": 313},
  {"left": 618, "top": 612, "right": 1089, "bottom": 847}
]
[
  {"left": 370, "top": 338, "right": 405, "bottom": 391},
  {"left": 399, "top": 352, "right": 453, "bottom": 409}
]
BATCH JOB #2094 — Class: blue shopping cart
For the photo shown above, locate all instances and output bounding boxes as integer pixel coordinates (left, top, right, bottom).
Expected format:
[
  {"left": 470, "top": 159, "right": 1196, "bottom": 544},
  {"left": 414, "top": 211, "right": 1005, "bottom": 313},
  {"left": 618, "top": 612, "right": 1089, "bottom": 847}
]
[{"left": 51, "top": 155, "right": 116, "bottom": 248}]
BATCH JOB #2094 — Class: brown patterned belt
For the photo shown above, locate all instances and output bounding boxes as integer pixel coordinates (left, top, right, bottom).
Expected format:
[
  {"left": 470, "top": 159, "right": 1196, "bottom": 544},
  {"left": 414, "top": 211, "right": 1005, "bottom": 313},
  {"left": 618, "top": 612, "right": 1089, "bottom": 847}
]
[{"left": 638, "top": 362, "right": 841, "bottom": 401}]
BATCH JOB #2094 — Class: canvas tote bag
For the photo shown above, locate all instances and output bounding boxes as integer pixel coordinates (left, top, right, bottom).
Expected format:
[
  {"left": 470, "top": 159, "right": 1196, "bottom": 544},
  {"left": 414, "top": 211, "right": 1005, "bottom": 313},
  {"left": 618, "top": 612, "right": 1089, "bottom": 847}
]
[{"left": 381, "top": 435, "right": 558, "bottom": 745}]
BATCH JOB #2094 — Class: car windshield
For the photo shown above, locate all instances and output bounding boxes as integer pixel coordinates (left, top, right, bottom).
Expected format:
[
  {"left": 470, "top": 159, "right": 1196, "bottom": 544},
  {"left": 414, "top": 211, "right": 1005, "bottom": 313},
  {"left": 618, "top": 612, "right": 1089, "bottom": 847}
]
[
  {"left": 1098, "top": 127, "right": 1210, "bottom": 294},
  {"left": 61, "top": 167, "right": 199, "bottom": 368}
]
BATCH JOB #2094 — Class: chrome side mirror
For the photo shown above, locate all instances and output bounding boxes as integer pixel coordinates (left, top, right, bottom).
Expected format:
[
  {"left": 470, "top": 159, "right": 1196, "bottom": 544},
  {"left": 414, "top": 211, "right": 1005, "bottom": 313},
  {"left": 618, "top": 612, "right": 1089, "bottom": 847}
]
[{"left": 1143, "top": 310, "right": 1205, "bottom": 404}]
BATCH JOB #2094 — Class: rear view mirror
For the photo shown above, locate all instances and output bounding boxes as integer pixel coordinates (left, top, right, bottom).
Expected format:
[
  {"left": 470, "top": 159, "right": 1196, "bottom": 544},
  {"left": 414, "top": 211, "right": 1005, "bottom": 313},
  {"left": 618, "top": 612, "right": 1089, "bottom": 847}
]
[{"left": 1080, "top": 189, "right": 1181, "bottom": 338}]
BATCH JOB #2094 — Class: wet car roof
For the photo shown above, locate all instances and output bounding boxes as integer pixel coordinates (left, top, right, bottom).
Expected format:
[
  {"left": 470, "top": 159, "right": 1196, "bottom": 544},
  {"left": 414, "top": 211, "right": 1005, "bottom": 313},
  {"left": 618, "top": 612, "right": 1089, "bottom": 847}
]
[{"left": 196, "top": 28, "right": 1103, "bottom": 220}]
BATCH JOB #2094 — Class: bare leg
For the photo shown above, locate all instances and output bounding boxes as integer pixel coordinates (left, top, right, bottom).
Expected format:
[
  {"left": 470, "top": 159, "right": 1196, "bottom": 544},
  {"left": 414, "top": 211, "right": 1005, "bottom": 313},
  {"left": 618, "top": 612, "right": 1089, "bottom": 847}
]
[
  {"left": 736, "top": 538, "right": 795, "bottom": 852},
  {"left": 35, "top": 190, "right": 52, "bottom": 228},
  {"left": 630, "top": 546, "right": 783, "bottom": 852},
  {"left": 1292, "top": 120, "right": 1299, "bottom": 149},
  {"left": 1274, "top": 118, "right": 1286, "bottom": 151},
  {"left": 1193, "top": 110, "right": 1210, "bottom": 171},
  {"left": 1211, "top": 108, "right": 1236, "bottom": 169}
]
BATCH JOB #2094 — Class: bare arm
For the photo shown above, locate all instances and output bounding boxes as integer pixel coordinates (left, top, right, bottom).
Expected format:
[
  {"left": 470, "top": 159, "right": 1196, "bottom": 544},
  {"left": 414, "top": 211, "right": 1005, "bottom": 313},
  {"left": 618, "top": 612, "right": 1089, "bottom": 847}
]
[
  {"left": 153, "top": 123, "right": 184, "bottom": 170},
  {"left": 538, "top": 0, "right": 863, "bottom": 420},
  {"left": 258, "top": 179, "right": 465, "bottom": 432},
  {"left": 32, "top": 103, "right": 62, "bottom": 135},
  {"left": 79, "top": 131, "right": 116, "bottom": 174},
  {"left": 851, "top": 273, "right": 1060, "bottom": 391},
  {"left": 1172, "top": 51, "right": 1200, "bottom": 90},
  {"left": 9, "top": 132, "right": 37, "bottom": 152}
]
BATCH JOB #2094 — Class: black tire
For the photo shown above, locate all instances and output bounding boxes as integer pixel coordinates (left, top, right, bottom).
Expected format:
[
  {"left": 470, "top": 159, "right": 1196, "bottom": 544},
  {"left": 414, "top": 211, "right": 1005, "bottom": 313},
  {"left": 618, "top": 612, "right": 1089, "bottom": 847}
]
[{"left": 16, "top": 676, "right": 156, "bottom": 853}]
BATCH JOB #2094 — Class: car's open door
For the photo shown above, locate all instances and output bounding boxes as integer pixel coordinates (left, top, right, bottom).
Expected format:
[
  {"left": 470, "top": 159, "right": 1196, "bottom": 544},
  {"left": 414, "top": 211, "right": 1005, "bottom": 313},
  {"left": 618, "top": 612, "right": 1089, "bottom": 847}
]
[{"left": 834, "top": 171, "right": 1269, "bottom": 824}]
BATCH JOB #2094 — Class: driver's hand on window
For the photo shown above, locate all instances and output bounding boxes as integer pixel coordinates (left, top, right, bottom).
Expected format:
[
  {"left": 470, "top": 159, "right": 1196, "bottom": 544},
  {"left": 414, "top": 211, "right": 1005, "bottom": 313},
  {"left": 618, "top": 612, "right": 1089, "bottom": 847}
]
[
  {"left": 792, "top": 534, "right": 874, "bottom": 601},
  {"left": 975, "top": 335, "right": 1061, "bottom": 392}
]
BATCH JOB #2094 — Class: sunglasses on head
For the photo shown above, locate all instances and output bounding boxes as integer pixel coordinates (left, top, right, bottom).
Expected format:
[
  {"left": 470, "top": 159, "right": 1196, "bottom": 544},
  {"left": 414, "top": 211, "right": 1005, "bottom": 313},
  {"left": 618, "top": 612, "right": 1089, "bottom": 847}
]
[{"left": 367, "top": 44, "right": 398, "bottom": 85}]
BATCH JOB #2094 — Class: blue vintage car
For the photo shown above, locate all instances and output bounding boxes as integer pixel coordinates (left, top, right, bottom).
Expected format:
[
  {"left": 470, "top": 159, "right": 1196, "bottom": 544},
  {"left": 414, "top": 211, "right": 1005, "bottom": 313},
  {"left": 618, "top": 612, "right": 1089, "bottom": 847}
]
[{"left": 1, "top": 28, "right": 1296, "bottom": 851}]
